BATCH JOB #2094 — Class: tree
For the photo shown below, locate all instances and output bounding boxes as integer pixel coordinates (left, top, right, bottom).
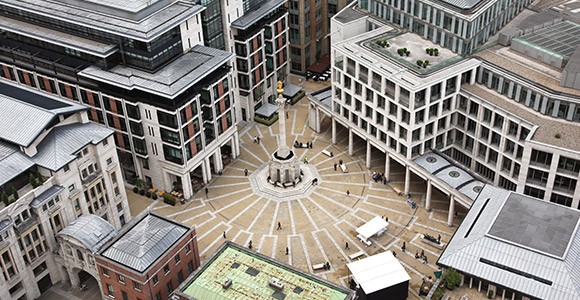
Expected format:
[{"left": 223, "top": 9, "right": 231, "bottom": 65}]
[
  {"left": 11, "top": 186, "right": 18, "bottom": 200},
  {"left": 29, "top": 173, "right": 37, "bottom": 188},
  {"left": 1, "top": 191, "right": 8, "bottom": 206},
  {"left": 36, "top": 170, "right": 43, "bottom": 184},
  {"left": 444, "top": 268, "right": 461, "bottom": 289}
]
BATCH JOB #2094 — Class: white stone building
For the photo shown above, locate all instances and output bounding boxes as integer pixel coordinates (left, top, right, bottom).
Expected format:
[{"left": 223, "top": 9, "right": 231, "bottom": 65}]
[{"left": 0, "top": 81, "right": 130, "bottom": 300}]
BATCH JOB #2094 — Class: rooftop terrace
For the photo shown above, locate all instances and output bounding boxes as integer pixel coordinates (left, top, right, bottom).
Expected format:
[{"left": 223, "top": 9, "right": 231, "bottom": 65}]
[{"left": 178, "top": 242, "right": 353, "bottom": 300}]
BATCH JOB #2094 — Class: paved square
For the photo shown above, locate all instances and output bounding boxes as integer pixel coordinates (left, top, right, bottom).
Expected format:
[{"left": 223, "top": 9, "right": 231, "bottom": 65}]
[{"left": 128, "top": 97, "right": 465, "bottom": 299}]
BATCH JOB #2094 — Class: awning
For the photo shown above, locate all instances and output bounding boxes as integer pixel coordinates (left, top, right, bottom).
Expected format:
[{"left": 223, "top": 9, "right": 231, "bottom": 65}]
[
  {"left": 307, "top": 54, "right": 330, "bottom": 74},
  {"left": 356, "top": 216, "right": 388, "bottom": 240},
  {"left": 347, "top": 251, "right": 410, "bottom": 294},
  {"left": 255, "top": 103, "right": 279, "bottom": 118},
  {"left": 282, "top": 84, "right": 302, "bottom": 98}
]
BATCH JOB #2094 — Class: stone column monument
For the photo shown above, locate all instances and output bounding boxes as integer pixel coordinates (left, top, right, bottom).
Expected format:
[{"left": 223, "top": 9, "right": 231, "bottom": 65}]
[{"left": 268, "top": 81, "right": 300, "bottom": 183}]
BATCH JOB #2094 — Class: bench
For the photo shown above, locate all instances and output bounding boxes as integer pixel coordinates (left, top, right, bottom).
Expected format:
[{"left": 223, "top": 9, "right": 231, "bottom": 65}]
[
  {"left": 393, "top": 187, "right": 403, "bottom": 196},
  {"left": 313, "top": 263, "right": 325, "bottom": 270},
  {"left": 349, "top": 250, "right": 365, "bottom": 260},
  {"left": 340, "top": 164, "right": 348, "bottom": 173},
  {"left": 322, "top": 150, "right": 333, "bottom": 157}
]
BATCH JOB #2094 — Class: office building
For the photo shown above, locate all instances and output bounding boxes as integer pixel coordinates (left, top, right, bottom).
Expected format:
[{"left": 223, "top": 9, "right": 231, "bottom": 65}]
[
  {"left": 307, "top": 2, "right": 580, "bottom": 225},
  {"left": 0, "top": 0, "right": 240, "bottom": 198}
]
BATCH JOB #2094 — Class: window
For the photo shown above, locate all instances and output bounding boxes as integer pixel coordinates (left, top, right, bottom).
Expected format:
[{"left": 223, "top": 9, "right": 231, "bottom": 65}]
[
  {"left": 107, "top": 284, "right": 114, "bottom": 297},
  {"left": 167, "top": 281, "right": 173, "bottom": 295},
  {"left": 152, "top": 275, "right": 159, "bottom": 285},
  {"left": 69, "top": 184, "right": 75, "bottom": 192},
  {"left": 103, "top": 268, "right": 110, "bottom": 277},
  {"left": 119, "top": 275, "right": 125, "bottom": 284},
  {"left": 175, "top": 254, "right": 181, "bottom": 264},
  {"left": 155, "top": 292, "right": 162, "bottom": 300},
  {"left": 164, "top": 264, "right": 170, "bottom": 274},
  {"left": 188, "top": 261, "right": 194, "bottom": 273},
  {"left": 134, "top": 282, "right": 141, "bottom": 291},
  {"left": 63, "top": 165, "right": 70, "bottom": 172},
  {"left": 185, "top": 244, "right": 191, "bottom": 254},
  {"left": 122, "top": 291, "right": 129, "bottom": 300}
]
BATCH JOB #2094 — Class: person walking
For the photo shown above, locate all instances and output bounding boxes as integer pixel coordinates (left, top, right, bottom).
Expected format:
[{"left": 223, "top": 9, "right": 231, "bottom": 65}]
[
  {"left": 277, "top": 222, "right": 282, "bottom": 230},
  {"left": 402, "top": 241, "right": 406, "bottom": 252},
  {"left": 421, "top": 249, "right": 424, "bottom": 258},
  {"left": 334, "top": 163, "right": 337, "bottom": 171},
  {"left": 392, "top": 250, "right": 397, "bottom": 258},
  {"left": 257, "top": 136, "right": 260, "bottom": 144},
  {"left": 345, "top": 242, "right": 349, "bottom": 250},
  {"left": 248, "top": 240, "right": 252, "bottom": 250},
  {"left": 205, "top": 187, "right": 209, "bottom": 198},
  {"left": 223, "top": 231, "right": 226, "bottom": 239},
  {"left": 244, "top": 169, "right": 248, "bottom": 176},
  {"left": 346, "top": 190, "right": 350, "bottom": 196},
  {"left": 286, "top": 247, "right": 289, "bottom": 255}
]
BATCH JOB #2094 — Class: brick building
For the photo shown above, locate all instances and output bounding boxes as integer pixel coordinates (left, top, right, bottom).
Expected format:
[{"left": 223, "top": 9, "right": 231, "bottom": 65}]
[{"left": 96, "top": 212, "right": 200, "bottom": 300}]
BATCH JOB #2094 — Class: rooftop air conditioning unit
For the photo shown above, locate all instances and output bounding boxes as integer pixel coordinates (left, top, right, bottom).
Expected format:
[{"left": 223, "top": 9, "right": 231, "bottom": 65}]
[
  {"left": 269, "top": 278, "right": 284, "bottom": 291},
  {"left": 222, "top": 278, "right": 232, "bottom": 290}
]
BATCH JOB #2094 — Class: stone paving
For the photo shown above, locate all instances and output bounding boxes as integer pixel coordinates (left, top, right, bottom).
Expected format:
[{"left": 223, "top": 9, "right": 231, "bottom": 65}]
[{"left": 128, "top": 97, "right": 466, "bottom": 299}]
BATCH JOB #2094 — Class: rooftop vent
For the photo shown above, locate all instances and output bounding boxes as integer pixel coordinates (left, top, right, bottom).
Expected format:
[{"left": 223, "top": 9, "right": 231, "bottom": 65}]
[
  {"left": 222, "top": 278, "right": 232, "bottom": 290},
  {"left": 269, "top": 278, "right": 284, "bottom": 291}
]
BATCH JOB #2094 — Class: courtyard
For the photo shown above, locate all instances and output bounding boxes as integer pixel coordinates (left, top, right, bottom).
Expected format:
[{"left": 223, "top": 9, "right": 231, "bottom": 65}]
[{"left": 127, "top": 96, "right": 466, "bottom": 299}]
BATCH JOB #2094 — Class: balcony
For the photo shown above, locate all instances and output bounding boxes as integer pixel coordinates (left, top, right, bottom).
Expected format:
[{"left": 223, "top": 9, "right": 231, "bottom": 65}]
[
  {"left": 82, "top": 170, "right": 103, "bottom": 187},
  {"left": 14, "top": 213, "right": 39, "bottom": 235}
]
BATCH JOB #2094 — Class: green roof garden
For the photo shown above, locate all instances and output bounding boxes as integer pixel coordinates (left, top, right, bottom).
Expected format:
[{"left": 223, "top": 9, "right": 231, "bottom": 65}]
[{"left": 176, "top": 241, "right": 353, "bottom": 300}]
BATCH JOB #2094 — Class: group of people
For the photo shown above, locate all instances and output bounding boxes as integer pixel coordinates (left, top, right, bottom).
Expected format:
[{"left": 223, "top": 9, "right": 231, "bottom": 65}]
[
  {"left": 294, "top": 140, "right": 313, "bottom": 148},
  {"left": 415, "top": 249, "right": 429, "bottom": 264},
  {"left": 253, "top": 136, "right": 261, "bottom": 144},
  {"left": 372, "top": 171, "right": 387, "bottom": 185}
]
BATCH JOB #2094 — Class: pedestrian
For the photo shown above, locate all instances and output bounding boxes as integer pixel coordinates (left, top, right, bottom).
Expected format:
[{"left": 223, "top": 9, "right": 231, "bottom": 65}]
[
  {"left": 346, "top": 190, "right": 350, "bottom": 196},
  {"left": 244, "top": 169, "right": 248, "bottom": 176},
  {"left": 415, "top": 251, "right": 420, "bottom": 259},
  {"left": 223, "top": 231, "right": 226, "bottom": 239},
  {"left": 383, "top": 177, "right": 387, "bottom": 185},
  {"left": 334, "top": 163, "right": 337, "bottom": 171},
  {"left": 339, "top": 159, "right": 343, "bottom": 165},
  {"left": 423, "top": 256, "right": 428, "bottom": 264},
  {"left": 286, "top": 111, "right": 288, "bottom": 119},
  {"left": 304, "top": 156, "right": 308, "bottom": 164},
  {"left": 385, "top": 216, "right": 389, "bottom": 222},
  {"left": 286, "top": 247, "right": 289, "bottom": 255},
  {"left": 421, "top": 249, "right": 424, "bottom": 258},
  {"left": 254, "top": 136, "right": 257, "bottom": 143},
  {"left": 249, "top": 240, "right": 252, "bottom": 249},
  {"left": 402, "top": 241, "right": 406, "bottom": 252},
  {"left": 277, "top": 222, "right": 282, "bottom": 230},
  {"left": 257, "top": 136, "right": 260, "bottom": 144},
  {"left": 437, "top": 234, "right": 441, "bottom": 243},
  {"left": 392, "top": 250, "right": 397, "bottom": 258},
  {"left": 455, "top": 211, "right": 458, "bottom": 217},
  {"left": 345, "top": 242, "right": 349, "bottom": 250},
  {"left": 205, "top": 187, "right": 209, "bottom": 197}
]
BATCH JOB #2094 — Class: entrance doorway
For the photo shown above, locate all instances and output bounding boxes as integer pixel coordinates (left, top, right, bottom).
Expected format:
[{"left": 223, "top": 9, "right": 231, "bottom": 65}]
[{"left": 37, "top": 274, "right": 52, "bottom": 294}]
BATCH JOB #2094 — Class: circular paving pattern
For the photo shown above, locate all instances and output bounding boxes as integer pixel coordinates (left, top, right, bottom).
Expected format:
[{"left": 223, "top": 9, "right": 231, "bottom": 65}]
[{"left": 132, "top": 98, "right": 463, "bottom": 299}]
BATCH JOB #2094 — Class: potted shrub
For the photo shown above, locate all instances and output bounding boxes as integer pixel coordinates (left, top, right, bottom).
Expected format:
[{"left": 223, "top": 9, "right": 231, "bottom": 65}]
[
  {"left": 434, "top": 48, "right": 439, "bottom": 56},
  {"left": 163, "top": 193, "right": 176, "bottom": 206},
  {"left": 152, "top": 193, "right": 158, "bottom": 200},
  {"left": 133, "top": 187, "right": 139, "bottom": 193},
  {"left": 11, "top": 187, "right": 18, "bottom": 200},
  {"left": 146, "top": 191, "right": 152, "bottom": 198},
  {"left": 417, "top": 60, "right": 423, "bottom": 66},
  {"left": 444, "top": 268, "right": 461, "bottom": 290},
  {"left": 139, "top": 189, "right": 145, "bottom": 196},
  {"left": 376, "top": 39, "right": 382, "bottom": 45},
  {"left": 488, "top": 290, "right": 494, "bottom": 299},
  {"left": 1, "top": 191, "right": 8, "bottom": 206},
  {"left": 423, "top": 60, "right": 429, "bottom": 68},
  {"left": 397, "top": 48, "right": 404, "bottom": 56},
  {"left": 433, "top": 287, "right": 445, "bottom": 300},
  {"left": 382, "top": 41, "right": 389, "bottom": 47},
  {"left": 405, "top": 50, "right": 411, "bottom": 56},
  {"left": 426, "top": 48, "right": 431, "bottom": 54}
]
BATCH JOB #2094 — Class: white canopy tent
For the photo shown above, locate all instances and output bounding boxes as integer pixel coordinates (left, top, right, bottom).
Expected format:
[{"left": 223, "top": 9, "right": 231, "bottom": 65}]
[
  {"left": 356, "top": 216, "right": 388, "bottom": 245},
  {"left": 347, "top": 251, "right": 410, "bottom": 295}
]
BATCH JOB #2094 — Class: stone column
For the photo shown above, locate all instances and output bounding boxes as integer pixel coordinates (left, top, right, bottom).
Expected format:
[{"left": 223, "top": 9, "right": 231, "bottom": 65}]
[
  {"left": 448, "top": 195, "right": 455, "bottom": 227},
  {"left": 67, "top": 267, "right": 80, "bottom": 287},
  {"left": 425, "top": 179, "right": 432, "bottom": 212},
  {"left": 315, "top": 107, "right": 321, "bottom": 133},
  {"left": 348, "top": 128, "right": 353, "bottom": 156},
  {"left": 182, "top": 172, "right": 193, "bottom": 199},
  {"left": 205, "top": 158, "right": 213, "bottom": 182},
  {"left": 233, "top": 132, "right": 240, "bottom": 158},
  {"left": 331, "top": 117, "right": 336, "bottom": 144},
  {"left": 276, "top": 88, "right": 290, "bottom": 157},
  {"left": 404, "top": 165, "right": 411, "bottom": 195},
  {"left": 213, "top": 148, "right": 223, "bottom": 173},
  {"left": 385, "top": 152, "right": 390, "bottom": 182},
  {"left": 366, "top": 140, "right": 372, "bottom": 169},
  {"left": 201, "top": 161, "right": 208, "bottom": 184}
]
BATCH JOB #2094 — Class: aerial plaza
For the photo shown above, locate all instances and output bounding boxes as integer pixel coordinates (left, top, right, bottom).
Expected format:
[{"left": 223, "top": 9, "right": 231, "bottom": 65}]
[{"left": 128, "top": 93, "right": 465, "bottom": 299}]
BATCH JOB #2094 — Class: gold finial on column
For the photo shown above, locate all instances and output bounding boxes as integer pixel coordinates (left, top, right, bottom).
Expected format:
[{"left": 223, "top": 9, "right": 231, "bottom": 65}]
[{"left": 277, "top": 81, "right": 284, "bottom": 96}]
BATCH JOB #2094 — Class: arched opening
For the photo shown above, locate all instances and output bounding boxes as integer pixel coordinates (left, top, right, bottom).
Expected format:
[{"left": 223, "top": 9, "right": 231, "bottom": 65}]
[{"left": 76, "top": 269, "right": 102, "bottom": 300}]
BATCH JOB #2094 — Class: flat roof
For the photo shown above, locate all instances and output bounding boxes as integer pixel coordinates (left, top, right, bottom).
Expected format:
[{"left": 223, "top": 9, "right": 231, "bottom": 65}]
[
  {"left": 1, "top": 0, "right": 204, "bottom": 42},
  {"left": 58, "top": 214, "right": 117, "bottom": 253},
  {"left": 488, "top": 193, "right": 580, "bottom": 258},
  {"left": 333, "top": 5, "right": 366, "bottom": 24},
  {"left": 177, "top": 242, "right": 353, "bottom": 300},
  {"left": 0, "top": 16, "right": 118, "bottom": 57},
  {"left": 79, "top": 45, "right": 233, "bottom": 99},
  {"left": 356, "top": 216, "right": 389, "bottom": 240},
  {"left": 438, "top": 185, "right": 580, "bottom": 300},
  {"left": 347, "top": 251, "right": 410, "bottom": 294},
  {"left": 231, "top": 0, "right": 287, "bottom": 30},
  {"left": 100, "top": 213, "right": 189, "bottom": 273},
  {"left": 513, "top": 21, "right": 580, "bottom": 62}
]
